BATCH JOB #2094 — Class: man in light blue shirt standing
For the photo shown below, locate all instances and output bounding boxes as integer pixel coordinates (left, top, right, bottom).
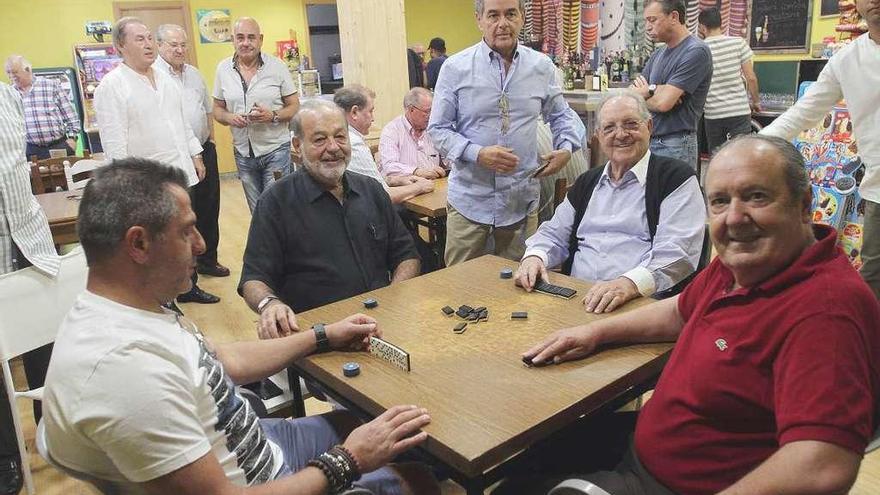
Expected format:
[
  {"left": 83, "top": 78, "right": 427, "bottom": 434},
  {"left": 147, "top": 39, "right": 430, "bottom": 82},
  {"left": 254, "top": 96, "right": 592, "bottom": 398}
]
[{"left": 428, "top": 0, "right": 585, "bottom": 266}]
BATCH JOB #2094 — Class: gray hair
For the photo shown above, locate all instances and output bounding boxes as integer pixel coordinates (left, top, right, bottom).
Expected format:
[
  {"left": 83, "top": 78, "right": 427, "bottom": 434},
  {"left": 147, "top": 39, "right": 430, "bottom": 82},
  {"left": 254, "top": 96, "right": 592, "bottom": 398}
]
[
  {"left": 156, "top": 24, "right": 185, "bottom": 43},
  {"left": 113, "top": 16, "right": 145, "bottom": 49},
  {"left": 291, "top": 99, "right": 347, "bottom": 139},
  {"left": 77, "top": 158, "right": 188, "bottom": 266},
  {"left": 475, "top": 0, "right": 526, "bottom": 16},
  {"left": 333, "top": 84, "right": 375, "bottom": 113},
  {"left": 715, "top": 134, "right": 810, "bottom": 203},
  {"left": 4, "top": 55, "right": 31, "bottom": 72},
  {"left": 404, "top": 87, "right": 432, "bottom": 108},
  {"left": 595, "top": 89, "right": 652, "bottom": 125}
]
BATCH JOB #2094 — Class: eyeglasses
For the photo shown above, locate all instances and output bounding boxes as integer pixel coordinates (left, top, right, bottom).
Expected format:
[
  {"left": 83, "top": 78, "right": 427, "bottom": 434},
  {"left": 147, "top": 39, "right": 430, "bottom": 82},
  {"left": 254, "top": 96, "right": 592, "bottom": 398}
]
[
  {"left": 409, "top": 105, "right": 431, "bottom": 116},
  {"left": 600, "top": 120, "right": 644, "bottom": 136},
  {"left": 499, "top": 92, "right": 510, "bottom": 135}
]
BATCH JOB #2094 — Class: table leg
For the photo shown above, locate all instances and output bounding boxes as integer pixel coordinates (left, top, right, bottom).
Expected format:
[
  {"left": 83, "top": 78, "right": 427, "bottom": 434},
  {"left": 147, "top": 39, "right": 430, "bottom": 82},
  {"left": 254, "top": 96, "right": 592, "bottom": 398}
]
[{"left": 287, "top": 367, "right": 306, "bottom": 418}]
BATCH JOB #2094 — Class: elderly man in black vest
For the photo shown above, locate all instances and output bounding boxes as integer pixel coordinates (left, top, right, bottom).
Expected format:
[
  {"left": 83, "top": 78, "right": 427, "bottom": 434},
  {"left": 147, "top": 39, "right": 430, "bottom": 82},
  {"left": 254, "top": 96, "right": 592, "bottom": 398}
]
[{"left": 516, "top": 89, "right": 706, "bottom": 313}]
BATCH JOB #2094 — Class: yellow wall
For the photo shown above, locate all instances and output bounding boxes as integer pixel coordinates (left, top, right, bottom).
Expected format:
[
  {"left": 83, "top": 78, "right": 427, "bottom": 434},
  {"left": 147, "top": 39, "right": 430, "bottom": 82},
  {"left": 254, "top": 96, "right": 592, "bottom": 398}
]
[
  {"left": 0, "top": 0, "right": 311, "bottom": 173},
  {"left": 404, "top": 0, "right": 481, "bottom": 55},
  {"left": 754, "top": 1, "right": 839, "bottom": 62}
]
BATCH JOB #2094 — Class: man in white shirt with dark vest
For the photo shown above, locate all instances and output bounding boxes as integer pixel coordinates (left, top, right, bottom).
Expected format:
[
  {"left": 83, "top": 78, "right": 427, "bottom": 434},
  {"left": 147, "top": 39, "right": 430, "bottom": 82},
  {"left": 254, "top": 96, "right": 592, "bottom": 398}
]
[
  {"left": 516, "top": 90, "right": 705, "bottom": 313},
  {"left": 155, "top": 23, "right": 230, "bottom": 280},
  {"left": 95, "top": 17, "right": 217, "bottom": 307},
  {"left": 761, "top": 0, "right": 880, "bottom": 299}
]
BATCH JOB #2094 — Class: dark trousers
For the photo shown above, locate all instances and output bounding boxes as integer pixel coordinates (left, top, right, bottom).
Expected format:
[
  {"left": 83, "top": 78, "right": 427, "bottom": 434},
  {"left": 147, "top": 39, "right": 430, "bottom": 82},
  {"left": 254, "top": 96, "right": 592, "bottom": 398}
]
[
  {"left": 0, "top": 247, "right": 52, "bottom": 458},
  {"left": 493, "top": 412, "right": 675, "bottom": 495},
  {"left": 25, "top": 139, "right": 75, "bottom": 160},
  {"left": 704, "top": 114, "right": 753, "bottom": 154},
  {"left": 192, "top": 140, "right": 221, "bottom": 266}
]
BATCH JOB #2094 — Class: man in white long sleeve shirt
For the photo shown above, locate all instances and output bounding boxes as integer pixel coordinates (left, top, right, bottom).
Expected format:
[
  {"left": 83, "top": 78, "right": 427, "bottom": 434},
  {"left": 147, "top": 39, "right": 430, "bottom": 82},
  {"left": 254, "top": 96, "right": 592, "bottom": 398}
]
[
  {"left": 95, "top": 17, "right": 217, "bottom": 307},
  {"left": 761, "top": 0, "right": 880, "bottom": 298},
  {"left": 516, "top": 90, "right": 706, "bottom": 313},
  {"left": 95, "top": 18, "right": 204, "bottom": 185}
]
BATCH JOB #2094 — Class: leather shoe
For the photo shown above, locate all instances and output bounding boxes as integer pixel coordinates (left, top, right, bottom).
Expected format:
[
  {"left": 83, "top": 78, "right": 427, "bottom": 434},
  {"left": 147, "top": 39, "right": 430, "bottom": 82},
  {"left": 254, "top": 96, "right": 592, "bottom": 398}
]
[
  {"left": 177, "top": 285, "right": 221, "bottom": 304},
  {"left": 197, "top": 262, "right": 230, "bottom": 277},
  {"left": 0, "top": 456, "right": 22, "bottom": 495}
]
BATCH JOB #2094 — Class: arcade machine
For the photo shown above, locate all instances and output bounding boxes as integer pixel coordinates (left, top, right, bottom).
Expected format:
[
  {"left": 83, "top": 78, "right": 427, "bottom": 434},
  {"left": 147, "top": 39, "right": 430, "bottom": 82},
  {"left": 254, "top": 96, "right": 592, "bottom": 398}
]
[{"left": 73, "top": 42, "right": 122, "bottom": 153}]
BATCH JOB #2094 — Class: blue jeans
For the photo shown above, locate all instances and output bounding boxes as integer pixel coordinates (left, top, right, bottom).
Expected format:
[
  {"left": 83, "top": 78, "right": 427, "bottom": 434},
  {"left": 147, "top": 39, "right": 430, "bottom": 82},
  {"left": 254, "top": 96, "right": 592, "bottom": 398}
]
[
  {"left": 261, "top": 416, "right": 404, "bottom": 494},
  {"left": 650, "top": 131, "right": 698, "bottom": 171},
  {"left": 235, "top": 142, "right": 291, "bottom": 212}
]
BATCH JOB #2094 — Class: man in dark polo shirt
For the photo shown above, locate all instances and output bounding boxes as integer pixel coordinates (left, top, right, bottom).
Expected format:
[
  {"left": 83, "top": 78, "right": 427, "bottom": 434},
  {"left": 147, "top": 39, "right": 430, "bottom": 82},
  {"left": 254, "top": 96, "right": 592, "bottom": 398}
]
[
  {"left": 239, "top": 99, "right": 420, "bottom": 339},
  {"left": 502, "top": 135, "right": 880, "bottom": 495}
]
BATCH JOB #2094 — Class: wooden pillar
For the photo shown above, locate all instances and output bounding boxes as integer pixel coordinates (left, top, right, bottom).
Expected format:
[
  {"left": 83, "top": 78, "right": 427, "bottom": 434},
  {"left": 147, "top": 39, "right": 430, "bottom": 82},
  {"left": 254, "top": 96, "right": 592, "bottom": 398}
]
[{"left": 336, "top": 0, "right": 410, "bottom": 134}]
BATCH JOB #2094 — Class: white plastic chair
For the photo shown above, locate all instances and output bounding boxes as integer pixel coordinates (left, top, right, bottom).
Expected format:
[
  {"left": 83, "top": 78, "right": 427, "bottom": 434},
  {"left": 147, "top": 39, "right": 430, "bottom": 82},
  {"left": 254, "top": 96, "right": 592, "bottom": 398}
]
[
  {"left": 64, "top": 159, "right": 101, "bottom": 191},
  {"left": 549, "top": 479, "right": 613, "bottom": 495},
  {"left": 0, "top": 247, "right": 88, "bottom": 494}
]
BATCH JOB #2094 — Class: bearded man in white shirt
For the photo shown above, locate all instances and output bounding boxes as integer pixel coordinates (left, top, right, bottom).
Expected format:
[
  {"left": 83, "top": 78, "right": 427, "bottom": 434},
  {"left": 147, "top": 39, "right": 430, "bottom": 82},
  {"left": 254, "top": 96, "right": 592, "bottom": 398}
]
[
  {"left": 95, "top": 16, "right": 218, "bottom": 307},
  {"left": 761, "top": 0, "right": 880, "bottom": 299}
]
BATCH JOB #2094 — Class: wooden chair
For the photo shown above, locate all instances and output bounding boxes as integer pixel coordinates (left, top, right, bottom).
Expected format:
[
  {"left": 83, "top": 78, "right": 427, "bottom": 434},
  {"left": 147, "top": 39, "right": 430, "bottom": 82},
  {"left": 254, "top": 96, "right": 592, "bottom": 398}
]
[
  {"left": 553, "top": 178, "right": 571, "bottom": 208},
  {"left": 30, "top": 152, "right": 92, "bottom": 193}
]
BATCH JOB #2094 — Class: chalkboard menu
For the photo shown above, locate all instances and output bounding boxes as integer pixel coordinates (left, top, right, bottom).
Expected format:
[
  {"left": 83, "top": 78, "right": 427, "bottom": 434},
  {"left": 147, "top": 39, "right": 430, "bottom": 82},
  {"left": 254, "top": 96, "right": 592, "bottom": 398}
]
[{"left": 750, "top": 0, "right": 812, "bottom": 52}]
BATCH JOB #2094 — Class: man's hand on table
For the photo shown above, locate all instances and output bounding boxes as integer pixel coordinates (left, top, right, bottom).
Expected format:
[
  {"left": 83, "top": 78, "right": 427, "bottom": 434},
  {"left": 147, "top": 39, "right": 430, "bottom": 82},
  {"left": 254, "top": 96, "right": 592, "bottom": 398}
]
[
  {"left": 326, "top": 313, "right": 382, "bottom": 350},
  {"left": 535, "top": 149, "right": 571, "bottom": 178},
  {"left": 257, "top": 300, "right": 300, "bottom": 339},
  {"left": 343, "top": 404, "right": 431, "bottom": 473},
  {"left": 477, "top": 145, "right": 519, "bottom": 174},
  {"left": 413, "top": 165, "right": 446, "bottom": 179},
  {"left": 515, "top": 256, "right": 549, "bottom": 292},
  {"left": 582, "top": 277, "right": 640, "bottom": 314},
  {"left": 523, "top": 324, "right": 604, "bottom": 365}
]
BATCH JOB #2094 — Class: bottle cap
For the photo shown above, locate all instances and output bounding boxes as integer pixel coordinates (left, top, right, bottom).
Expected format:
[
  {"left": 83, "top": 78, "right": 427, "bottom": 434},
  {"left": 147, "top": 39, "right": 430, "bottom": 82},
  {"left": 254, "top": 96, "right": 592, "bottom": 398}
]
[
  {"left": 343, "top": 362, "right": 360, "bottom": 377},
  {"left": 363, "top": 298, "right": 378, "bottom": 309},
  {"left": 500, "top": 268, "right": 514, "bottom": 279}
]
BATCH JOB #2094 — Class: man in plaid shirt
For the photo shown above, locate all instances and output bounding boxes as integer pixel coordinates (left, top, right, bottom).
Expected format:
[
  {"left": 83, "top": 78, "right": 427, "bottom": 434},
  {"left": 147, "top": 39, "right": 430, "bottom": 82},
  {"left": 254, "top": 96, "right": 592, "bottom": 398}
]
[{"left": 5, "top": 55, "right": 81, "bottom": 160}]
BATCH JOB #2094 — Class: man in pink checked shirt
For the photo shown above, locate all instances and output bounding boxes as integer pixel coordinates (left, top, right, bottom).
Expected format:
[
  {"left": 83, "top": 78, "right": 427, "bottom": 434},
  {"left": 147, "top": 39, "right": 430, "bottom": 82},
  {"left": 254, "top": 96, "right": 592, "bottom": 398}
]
[{"left": 380, "top": 87, "right": 448, "bottom": 179}]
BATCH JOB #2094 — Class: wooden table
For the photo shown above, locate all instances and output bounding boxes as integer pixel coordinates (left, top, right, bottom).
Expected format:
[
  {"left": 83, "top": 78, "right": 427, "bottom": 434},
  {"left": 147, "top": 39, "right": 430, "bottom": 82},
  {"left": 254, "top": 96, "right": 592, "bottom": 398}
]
[
  {"left": 403, "top": 177, "right": 448, "bottom": 267},
  {"left": 35, "top": 190, "right": 81, "bottom": 244},
  {"left": 292, "top": 255, "right": 671, "bottom": 494}
]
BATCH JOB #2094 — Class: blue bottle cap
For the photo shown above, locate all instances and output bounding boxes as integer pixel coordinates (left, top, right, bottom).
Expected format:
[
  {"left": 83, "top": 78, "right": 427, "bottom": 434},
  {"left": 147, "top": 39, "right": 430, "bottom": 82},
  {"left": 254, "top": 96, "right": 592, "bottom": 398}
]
[
  {"left": 500, "top": 268, "right": 514, "bottom": 279},
  {"left": 343, "top": 362, "right": 361, "bottom": 377}
]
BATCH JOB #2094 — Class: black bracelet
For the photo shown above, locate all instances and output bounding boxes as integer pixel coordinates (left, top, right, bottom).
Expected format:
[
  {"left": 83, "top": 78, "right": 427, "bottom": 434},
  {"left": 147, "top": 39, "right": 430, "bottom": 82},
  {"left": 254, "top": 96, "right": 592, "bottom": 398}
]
[
  {"left": 308, "top": 449, "right": 357, "bottom": 494},
  {"left": 331, "top": 445, "right": 362, "bottom": 480}
]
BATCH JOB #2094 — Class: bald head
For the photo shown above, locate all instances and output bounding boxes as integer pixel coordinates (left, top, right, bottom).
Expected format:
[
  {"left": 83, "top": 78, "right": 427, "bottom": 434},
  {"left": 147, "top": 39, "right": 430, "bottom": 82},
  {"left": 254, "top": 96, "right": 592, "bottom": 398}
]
[{"left": 233, "top": 17, "right": 263, "bottom": 62}]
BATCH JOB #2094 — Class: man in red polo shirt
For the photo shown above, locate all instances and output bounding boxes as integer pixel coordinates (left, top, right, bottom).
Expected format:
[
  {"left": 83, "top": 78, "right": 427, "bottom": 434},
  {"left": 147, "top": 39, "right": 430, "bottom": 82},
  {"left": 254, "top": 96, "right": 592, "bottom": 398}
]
[{"left": 515, "top": 134, "right": 880, "bottom": 495}]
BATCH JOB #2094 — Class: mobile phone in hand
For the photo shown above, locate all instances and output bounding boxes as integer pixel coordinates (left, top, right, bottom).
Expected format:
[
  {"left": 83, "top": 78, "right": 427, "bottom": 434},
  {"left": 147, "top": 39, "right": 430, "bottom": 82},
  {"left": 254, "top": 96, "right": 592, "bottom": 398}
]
[{"left": 531, "top": 161, "right": 549, "bottom": 178}]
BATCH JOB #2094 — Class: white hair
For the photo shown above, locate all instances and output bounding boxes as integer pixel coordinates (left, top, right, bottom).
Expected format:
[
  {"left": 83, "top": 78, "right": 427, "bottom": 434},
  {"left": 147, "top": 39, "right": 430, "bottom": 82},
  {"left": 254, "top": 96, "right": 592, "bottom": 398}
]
[
  {"left": 156, "top": 24, "right": 186, "bottom": 43},
  {"left": 4, "top": 55, "right": 31, "bottom": 71}
]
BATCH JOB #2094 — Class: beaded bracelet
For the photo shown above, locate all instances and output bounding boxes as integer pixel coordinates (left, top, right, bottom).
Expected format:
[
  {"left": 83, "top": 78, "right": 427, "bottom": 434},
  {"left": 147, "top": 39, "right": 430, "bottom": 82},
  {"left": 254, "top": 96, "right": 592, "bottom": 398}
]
[{"left": 307, "top": 446, "right": 360, "bottom": 494}]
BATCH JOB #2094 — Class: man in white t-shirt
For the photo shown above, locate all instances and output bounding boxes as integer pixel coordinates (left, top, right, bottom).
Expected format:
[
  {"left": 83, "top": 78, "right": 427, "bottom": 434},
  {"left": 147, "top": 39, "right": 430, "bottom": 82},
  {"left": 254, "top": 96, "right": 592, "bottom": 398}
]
[
  {"left": 43, "top": 157, "right": 437, "bottom": 495},
  {"left": 761, "top": 0, "right": 880, "bottom": 299}
]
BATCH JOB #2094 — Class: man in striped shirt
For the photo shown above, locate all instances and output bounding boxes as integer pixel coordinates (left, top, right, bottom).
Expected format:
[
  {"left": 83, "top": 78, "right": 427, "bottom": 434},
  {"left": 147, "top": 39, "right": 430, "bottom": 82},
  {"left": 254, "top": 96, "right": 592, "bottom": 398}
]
[
  {"left": 5, "top": 55, "right": 80, "bottom": 160},
  {"left": 698, "top": 7, "right": 760, "bottom": 153}
]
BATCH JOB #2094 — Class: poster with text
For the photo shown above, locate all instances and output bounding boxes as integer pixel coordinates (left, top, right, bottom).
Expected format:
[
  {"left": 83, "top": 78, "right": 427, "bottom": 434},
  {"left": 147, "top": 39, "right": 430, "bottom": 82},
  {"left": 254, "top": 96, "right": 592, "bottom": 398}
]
[{"left": 197, "top": 9, "right": 232, "bottom": 43}]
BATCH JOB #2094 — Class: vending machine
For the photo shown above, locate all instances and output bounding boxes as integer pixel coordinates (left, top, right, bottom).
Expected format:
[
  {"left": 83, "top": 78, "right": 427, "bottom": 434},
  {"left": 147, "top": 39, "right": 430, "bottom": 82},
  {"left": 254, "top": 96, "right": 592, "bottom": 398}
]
[{"left": 73, "top": 43, "right": 122, "bottom": 152}]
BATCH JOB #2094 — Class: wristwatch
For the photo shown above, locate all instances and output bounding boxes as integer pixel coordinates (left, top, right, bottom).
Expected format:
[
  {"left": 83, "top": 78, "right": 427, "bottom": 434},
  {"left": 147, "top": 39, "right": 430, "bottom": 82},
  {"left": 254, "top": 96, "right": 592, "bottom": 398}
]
[
  {"left": 257, "top": 295, "right": 279, "bottom": 313},
  {"left": 312, "top": 323, "right": 331, "bottom": 353},
  {"left": 647, "top": 84, "right": 657, "bottom": 98},
  {"left": 271, "top": 110, "right": 279, "bottom": 123}
]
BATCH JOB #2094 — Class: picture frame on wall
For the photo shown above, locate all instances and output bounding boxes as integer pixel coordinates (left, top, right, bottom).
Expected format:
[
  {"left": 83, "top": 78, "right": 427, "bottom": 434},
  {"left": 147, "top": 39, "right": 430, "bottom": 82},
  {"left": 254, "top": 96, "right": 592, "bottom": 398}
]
[{"left": 820, "top": 0, "right": 839, "bottom": 17}]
